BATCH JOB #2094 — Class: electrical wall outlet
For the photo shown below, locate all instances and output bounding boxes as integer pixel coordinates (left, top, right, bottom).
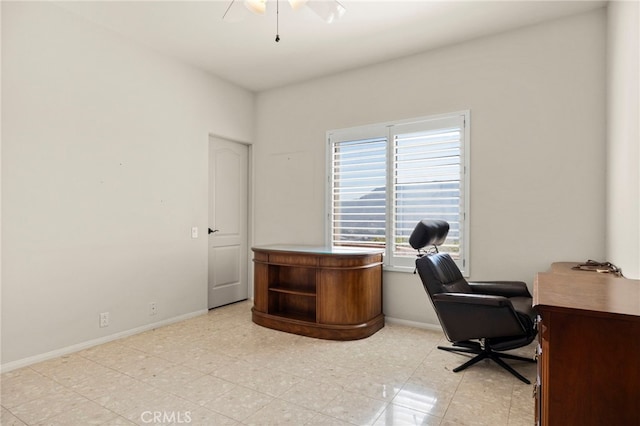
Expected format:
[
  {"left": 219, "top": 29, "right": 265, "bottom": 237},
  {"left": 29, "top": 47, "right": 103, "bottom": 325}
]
[
  {"left": 99, "top": 312, "right": 110, "bottom": 328},
  {"left": 149, "top": 302, "right": 157, "bottom": 316}
]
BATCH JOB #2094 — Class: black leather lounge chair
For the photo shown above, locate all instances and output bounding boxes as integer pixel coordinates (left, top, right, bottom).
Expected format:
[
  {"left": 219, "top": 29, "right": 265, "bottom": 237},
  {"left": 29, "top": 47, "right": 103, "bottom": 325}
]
[{"left": 410, "top": 219, "right": 537, "bottom": 384}]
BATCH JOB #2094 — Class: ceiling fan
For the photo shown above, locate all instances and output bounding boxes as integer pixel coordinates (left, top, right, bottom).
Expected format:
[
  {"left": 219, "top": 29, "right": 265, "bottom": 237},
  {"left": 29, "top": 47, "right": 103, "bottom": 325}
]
[{"left": 223, "top": 0, "right": 346, "bottom": 42}]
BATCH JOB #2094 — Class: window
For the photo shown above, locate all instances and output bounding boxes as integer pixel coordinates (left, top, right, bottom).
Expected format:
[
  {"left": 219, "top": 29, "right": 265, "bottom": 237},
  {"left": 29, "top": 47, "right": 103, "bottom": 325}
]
[{"left": 327, "top": 111, "right": 469, "bottom": 273}]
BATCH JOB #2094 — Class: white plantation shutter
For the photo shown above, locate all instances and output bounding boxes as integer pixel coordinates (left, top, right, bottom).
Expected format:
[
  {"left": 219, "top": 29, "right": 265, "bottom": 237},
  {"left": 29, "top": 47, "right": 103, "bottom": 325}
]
[
  {"left": 389, "top": 116, "right": 465, "bottom": 268},
  {"left": 330, "top": 136, "right": 387, "bottom": 247},
  {"left": 327, "top": 112, "right": 469, "bottom": 273}
]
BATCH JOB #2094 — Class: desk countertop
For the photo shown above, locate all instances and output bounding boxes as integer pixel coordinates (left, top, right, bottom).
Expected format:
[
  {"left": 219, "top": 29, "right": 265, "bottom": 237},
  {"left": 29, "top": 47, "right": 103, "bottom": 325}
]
[
  {"left": 534, "top": 262, "right": 640, "bottom": 318},
  {"left": 252, "top": 244, "right": 385, "bottom": 256}
]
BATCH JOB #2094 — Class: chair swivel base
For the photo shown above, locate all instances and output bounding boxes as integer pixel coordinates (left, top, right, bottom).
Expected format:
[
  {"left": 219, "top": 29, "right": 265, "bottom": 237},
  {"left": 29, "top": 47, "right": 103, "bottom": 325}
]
[{"left": 438, "top": 341, "right": 536, "bottom": 384}]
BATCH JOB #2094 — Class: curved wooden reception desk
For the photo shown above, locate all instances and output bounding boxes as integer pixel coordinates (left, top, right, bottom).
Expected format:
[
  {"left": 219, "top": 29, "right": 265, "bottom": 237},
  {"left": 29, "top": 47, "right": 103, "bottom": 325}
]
[{"left": 251, "top": 245, "right": 384, "bottom": 340}]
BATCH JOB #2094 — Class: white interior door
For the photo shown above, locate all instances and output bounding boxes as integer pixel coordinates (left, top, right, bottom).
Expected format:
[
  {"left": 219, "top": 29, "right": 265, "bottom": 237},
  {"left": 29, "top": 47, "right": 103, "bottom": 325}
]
[{"left": 208, "top": 136, "right": 249, "bottom": 309}]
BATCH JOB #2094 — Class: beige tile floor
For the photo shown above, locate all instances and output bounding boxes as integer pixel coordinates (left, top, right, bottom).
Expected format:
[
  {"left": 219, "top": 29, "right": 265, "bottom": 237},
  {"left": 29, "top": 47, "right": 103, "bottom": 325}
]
[{"left": 1, "top": 301, "right": 537, "bottom": 425}]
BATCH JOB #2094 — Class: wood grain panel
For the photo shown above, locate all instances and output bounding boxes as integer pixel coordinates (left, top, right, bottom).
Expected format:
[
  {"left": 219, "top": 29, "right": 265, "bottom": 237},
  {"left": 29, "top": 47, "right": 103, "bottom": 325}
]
[
  {"left": 317, "top": 267, "right": 382, "bottom": 325},
  {"left": 318, "top": 253, "right": 382, "bottom": 268},
  {"left": 252, "top": 262, "right": 269, "bottom": 313},
  {"left": 268, "top": 252, "right": 318, "bottom": 267}
]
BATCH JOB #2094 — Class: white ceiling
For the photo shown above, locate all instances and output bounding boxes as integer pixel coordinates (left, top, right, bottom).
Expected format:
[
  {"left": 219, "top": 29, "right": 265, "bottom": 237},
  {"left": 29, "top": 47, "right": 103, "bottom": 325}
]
[{"left": 54, "top": 0, "right": 607, "bottom": 92}]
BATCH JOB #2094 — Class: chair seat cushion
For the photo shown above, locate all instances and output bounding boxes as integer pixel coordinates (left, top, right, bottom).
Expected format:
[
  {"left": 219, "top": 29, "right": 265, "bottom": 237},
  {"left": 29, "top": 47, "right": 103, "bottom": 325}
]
[{"left": 487, "top": 333, "right": 535, "bottom": 351}]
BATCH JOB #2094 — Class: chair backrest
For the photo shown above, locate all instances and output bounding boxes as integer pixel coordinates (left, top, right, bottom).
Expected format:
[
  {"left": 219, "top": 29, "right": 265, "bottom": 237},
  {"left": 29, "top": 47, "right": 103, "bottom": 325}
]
[{"left": 416, "top": 252, "right": 472, "bottom": 295}]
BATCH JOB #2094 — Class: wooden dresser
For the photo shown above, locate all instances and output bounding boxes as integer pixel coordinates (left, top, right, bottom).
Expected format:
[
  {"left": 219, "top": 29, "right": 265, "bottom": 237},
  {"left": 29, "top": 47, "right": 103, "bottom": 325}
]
[
  {"left": 533, "top": 262, "right": 640, "bottom": 425},
  {"left": 251, "top": 245, "right": 384, "bottom": 340}
]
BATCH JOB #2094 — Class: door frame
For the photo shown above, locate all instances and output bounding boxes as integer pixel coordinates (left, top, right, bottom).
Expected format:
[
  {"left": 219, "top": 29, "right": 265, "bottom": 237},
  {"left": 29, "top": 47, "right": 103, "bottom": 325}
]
[{"left": 207, "top": 133, "right": 254, "bottom": 304}]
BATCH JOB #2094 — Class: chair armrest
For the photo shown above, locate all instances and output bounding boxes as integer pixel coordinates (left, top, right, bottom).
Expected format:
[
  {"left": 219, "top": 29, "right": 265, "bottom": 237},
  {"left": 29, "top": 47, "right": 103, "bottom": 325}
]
[
  {"left": 432, "top": 292, "right": 512, "bottom": 307},
  {"left": 468, "top": 281, "right": 531, "bottom": 298}
]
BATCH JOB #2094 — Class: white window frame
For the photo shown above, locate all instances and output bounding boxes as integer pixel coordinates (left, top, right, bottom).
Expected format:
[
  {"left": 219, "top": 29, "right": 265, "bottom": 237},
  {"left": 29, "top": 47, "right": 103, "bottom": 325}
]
[{"left": 326, "top": 111, "right": 470, "bottom": 275}]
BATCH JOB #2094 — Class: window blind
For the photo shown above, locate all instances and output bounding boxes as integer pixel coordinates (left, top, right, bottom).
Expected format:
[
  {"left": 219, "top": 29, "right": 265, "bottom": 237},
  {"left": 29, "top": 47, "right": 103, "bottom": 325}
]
[
  {"left": 330, "top": 137, "right": 387, "bottom": 247},
  {"left": 392, "top": 124, "right": 463, "bottom": 258},
  {"left": 327, "top": 111, "right": 469, "bottom": 272}
]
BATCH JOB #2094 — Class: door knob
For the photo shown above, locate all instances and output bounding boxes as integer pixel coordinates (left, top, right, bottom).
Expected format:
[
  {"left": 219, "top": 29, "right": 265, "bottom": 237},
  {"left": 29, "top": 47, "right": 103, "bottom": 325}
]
[{"left": 208, "top": 228, "right": 219, "bottom": 234}]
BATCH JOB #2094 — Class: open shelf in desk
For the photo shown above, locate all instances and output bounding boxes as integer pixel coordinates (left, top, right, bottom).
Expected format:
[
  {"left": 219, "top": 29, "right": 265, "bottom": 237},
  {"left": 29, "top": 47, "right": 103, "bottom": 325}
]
[{"left": 268, "top": 289, "right": 316, "bottom": 321}]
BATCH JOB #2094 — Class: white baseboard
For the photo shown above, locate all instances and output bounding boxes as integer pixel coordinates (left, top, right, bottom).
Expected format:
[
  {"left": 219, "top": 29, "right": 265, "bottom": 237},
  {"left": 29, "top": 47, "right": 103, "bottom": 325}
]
[
  {"left": 384, "top": 316, "right": 443, "bottom": 332},
  {"left": 1, "top": 309, "right": 208, "bottom": 373}
]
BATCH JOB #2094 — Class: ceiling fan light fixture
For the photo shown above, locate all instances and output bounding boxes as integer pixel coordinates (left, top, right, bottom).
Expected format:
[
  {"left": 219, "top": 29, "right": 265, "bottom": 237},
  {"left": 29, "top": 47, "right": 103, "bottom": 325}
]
[
  {"left": 288, "top": 0, "right": 308, "bottom": 11},
  {"left": 223, "top": 0, "right": 346, "bottom": 43},
  {"left": 244, "top": 0, "right": 267, "bottom": 15}
]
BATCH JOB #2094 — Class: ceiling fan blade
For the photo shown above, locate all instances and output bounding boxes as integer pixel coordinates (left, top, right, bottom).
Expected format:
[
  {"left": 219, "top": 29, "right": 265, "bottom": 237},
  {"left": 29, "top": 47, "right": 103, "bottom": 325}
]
[
  {"left": 306, "top": 0, "right": 346, "bottom": 24},
  {"left": 222, "top": 0, "right": 251, "bottom": 22}
]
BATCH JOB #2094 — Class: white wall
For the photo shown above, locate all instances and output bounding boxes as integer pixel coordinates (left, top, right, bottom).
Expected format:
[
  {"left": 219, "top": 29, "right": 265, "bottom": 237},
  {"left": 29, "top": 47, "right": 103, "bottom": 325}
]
[
  {"left": 254, "top": 10, "right": 607, "bottom": 325},
  {"left": 1, "top": 2, "right": 254, "bottom": 367},
  {"left": 606, "top": 0, "right": 640, "bottom": 279},
  {"left": 1, "top": 2, "right": 618, "bottom": 367}
]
